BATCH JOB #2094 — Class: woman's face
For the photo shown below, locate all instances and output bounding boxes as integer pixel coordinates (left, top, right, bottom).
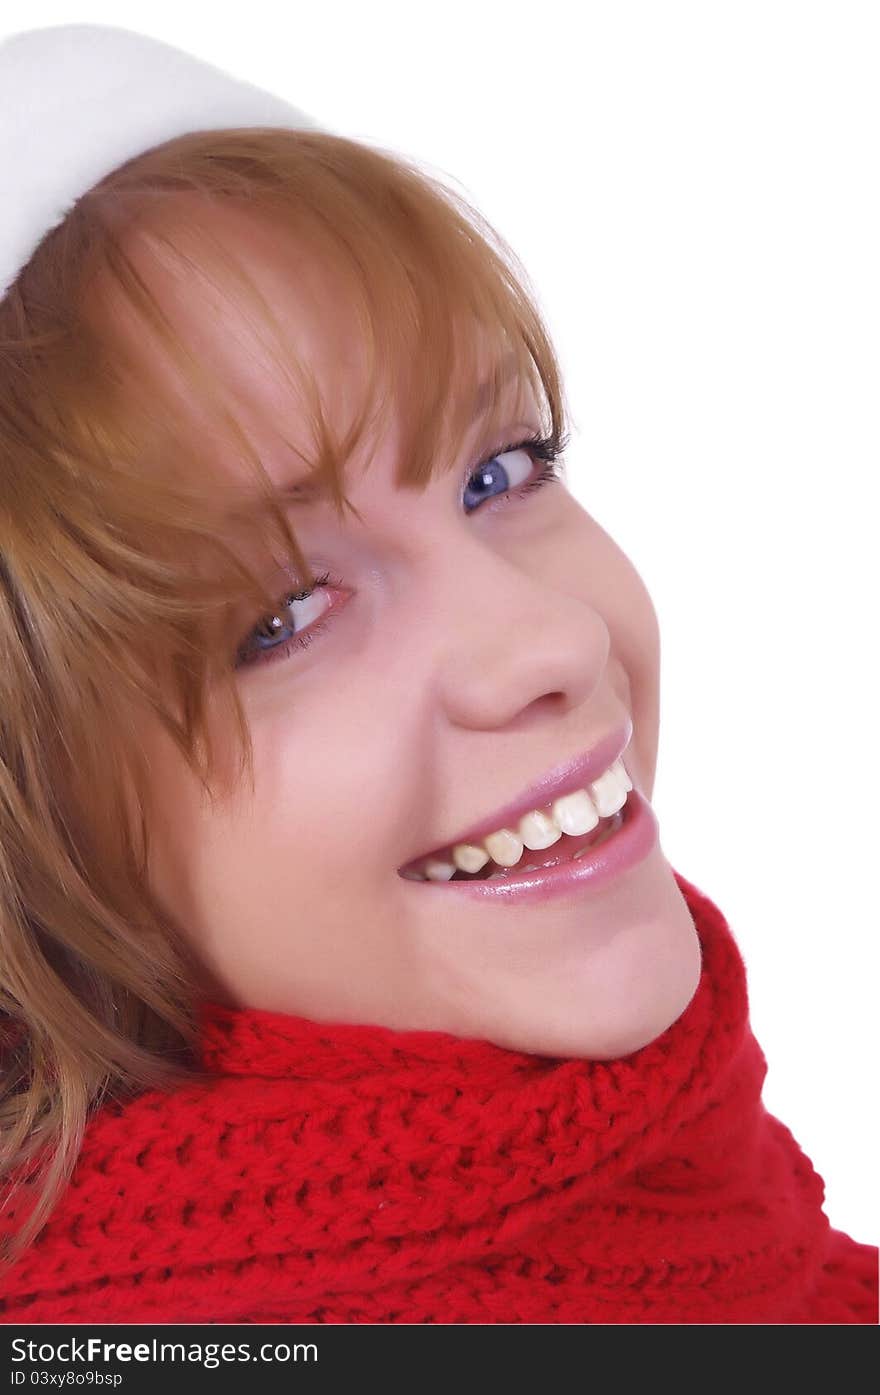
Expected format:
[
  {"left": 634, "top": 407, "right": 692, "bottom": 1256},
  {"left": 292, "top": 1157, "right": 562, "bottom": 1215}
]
[{"left": 123, "top": 205, "right": 701, "bottom": 1058}]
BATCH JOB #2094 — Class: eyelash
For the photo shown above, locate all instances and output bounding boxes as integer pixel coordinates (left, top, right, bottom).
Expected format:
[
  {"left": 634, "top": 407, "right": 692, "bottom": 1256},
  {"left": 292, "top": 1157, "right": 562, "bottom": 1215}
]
[{"left": 235, "top": 429, "right": 568, "bottom": 672}]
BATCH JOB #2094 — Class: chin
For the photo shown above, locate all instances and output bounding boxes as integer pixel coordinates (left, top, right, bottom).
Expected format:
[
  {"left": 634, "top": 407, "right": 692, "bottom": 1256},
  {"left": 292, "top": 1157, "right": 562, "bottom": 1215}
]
[{"left": 481, "top": 882, "right": 704, "bottom": 1061}]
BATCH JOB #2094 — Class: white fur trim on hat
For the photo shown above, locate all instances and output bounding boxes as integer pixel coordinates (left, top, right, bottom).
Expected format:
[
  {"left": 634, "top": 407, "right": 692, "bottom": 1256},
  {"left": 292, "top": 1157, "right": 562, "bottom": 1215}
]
[{"left": 0, "top": 23, "right": 321, "bottom": 298}]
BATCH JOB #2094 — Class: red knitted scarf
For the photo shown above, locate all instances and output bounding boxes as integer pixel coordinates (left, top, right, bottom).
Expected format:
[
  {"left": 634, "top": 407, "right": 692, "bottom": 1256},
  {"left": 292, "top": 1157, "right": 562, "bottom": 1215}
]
[{"left": 1, "top": 871, "right": 876, "bottom": 1324}]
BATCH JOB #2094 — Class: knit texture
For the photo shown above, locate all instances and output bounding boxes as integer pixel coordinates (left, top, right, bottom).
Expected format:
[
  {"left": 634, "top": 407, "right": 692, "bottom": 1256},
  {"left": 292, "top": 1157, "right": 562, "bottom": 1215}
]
[{"left": 0, "top": 871, "right": 876, "bottom": 1324}]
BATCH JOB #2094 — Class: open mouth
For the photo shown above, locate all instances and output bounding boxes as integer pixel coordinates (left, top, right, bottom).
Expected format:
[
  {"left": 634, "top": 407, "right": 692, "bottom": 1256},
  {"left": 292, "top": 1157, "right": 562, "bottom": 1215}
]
[{"left": 399, "top": 806, "right": 626, "bottom": 883}]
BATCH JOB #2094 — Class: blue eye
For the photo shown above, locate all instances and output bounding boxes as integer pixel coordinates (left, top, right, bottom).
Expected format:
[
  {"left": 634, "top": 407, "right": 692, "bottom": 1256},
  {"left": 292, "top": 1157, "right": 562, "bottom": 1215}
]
[
  {"left": 234, "top": 572, "right": 335, "bottom": 671},
  {"left": 235, "top": 427, "right": 569, "bottom": 673},
  {"left": 462, "top": 433, "right": 565, "bottom": 514}
]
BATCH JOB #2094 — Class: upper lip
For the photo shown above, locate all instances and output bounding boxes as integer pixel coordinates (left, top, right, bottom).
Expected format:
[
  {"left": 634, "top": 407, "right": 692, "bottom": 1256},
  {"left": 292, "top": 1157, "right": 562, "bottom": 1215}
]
[{"left": 401, "top": 716, "right": 633, "bottom": 867}]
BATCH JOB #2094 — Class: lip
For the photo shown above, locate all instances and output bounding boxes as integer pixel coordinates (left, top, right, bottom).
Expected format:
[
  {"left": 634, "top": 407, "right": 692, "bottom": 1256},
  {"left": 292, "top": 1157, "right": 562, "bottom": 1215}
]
[
  {"left": 404, "top": 785, "right": 658, "bottom": 903},
  {"left": 399, "top": 716, "right": 633, "bottom": 871}
]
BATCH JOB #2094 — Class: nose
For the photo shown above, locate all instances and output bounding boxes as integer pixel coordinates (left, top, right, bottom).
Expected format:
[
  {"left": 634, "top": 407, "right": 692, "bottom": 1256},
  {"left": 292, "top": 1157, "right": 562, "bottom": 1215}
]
[{"left": 430, "top": 538, "right": 610, "bottom": 733}]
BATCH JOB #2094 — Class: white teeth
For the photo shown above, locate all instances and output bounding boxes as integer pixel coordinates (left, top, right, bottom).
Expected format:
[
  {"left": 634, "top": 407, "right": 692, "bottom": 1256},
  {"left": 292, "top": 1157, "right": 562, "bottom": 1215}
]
[
  {"left": 423, "top": 857, "right": 456, "bottom": 882},
  {"left": 405, "top": 754, "right": 634, "bottom": 883},
  {"left": 610, "top": 755, "right": 633, "bottom": 792},
  {"left": 588, "top": 763, "right": 629, "bottom": 817},
  {"left": 451, "top": 842, "right": 490, "bottom": 874},
  {"left": 550, "top": 788, "right": 600, "bottom": 837},
  {"left": 518, "top": 808, "right": 563, "bottom": 850},
  {"left": 483, "top": 828, "right": 525, "bottom": 867}
]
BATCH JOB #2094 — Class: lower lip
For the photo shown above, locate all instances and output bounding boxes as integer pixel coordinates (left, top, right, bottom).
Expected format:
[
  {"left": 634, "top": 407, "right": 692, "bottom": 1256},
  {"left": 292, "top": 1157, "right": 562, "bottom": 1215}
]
[{"left": 403, "top": 787, "right": 659, "bottom": 905}]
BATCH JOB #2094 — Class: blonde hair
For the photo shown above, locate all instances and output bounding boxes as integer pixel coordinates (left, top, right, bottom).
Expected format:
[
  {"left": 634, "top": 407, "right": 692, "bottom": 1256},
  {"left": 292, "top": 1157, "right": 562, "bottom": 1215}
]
[{"left": 0, "top": 127, "right": 568, "bottom": 1269}]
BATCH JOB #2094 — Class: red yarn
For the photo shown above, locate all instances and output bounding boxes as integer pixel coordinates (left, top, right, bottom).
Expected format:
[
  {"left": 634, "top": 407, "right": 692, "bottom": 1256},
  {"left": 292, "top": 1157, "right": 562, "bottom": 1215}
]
[{"left": 1, "top": 871, "right": 876, "bottom": 1324}]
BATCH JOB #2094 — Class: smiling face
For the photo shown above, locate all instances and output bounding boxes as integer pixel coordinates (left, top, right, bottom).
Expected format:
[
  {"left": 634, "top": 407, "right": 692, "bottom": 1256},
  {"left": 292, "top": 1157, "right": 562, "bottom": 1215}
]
[{"left": 107, "top": 199, "right": 701, "bottom": 1060}]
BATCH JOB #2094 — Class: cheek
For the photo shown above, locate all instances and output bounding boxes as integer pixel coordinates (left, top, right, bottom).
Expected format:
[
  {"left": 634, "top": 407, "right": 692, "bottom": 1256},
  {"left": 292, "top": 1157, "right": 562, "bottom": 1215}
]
[
  {"left": 165, "top": 697, "right": 402, "bottom": 932},
  {"left": 607, "top": 560, "right": 661, "bottom": 795},
  {"left": 568, "top": 516, "right": 661, "bottom": 791},
  {"left": 137, "top": 740, "right": 220, "bottom": 935}
]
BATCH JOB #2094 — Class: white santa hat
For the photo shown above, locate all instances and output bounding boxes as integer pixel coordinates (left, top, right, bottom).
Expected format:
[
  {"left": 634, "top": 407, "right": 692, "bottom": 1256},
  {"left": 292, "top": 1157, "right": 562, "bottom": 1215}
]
[{"left": 0, "top": 23, "right": 321, "bottom": 299}]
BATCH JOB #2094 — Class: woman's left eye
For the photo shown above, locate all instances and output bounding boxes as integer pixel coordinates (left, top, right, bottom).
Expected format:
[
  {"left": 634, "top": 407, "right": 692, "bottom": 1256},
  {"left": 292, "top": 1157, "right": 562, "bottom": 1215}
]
[{"left": 461, "top": 434, "right": 564, "bottom": 514}]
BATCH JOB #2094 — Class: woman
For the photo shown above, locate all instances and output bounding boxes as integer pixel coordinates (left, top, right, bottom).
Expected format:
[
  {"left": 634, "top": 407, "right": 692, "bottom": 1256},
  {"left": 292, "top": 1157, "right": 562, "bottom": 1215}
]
[{"left": 0, "top": 24, "right": 876, "bottom": 1324}]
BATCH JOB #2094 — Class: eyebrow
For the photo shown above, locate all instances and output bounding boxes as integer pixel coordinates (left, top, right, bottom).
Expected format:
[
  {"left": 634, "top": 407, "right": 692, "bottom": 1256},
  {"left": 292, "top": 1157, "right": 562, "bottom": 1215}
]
[{"left": 275, "top": 355, "right": 524, "bottom": 506}]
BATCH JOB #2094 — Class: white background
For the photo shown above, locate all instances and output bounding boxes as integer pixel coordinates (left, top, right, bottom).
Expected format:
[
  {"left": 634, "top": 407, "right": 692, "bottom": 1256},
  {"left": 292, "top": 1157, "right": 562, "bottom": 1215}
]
[{"left": 3, "top": 2, "right": 876, "bottom": 1244}]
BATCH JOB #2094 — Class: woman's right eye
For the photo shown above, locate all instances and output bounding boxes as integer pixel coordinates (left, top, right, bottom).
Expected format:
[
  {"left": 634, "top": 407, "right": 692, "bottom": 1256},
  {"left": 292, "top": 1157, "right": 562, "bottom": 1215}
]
[{"left": 235, "top": 571, "right": 335, "bottom": 671}]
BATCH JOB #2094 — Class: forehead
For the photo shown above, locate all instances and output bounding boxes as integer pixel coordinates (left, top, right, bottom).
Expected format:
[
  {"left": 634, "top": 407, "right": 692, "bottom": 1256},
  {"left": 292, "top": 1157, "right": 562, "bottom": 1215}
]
[
  {"left": 98, "top": 201, "right": 365, "bottom": 480},
  {"left": 89, "top": 196, "right": 540, "bottom": 501}
]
